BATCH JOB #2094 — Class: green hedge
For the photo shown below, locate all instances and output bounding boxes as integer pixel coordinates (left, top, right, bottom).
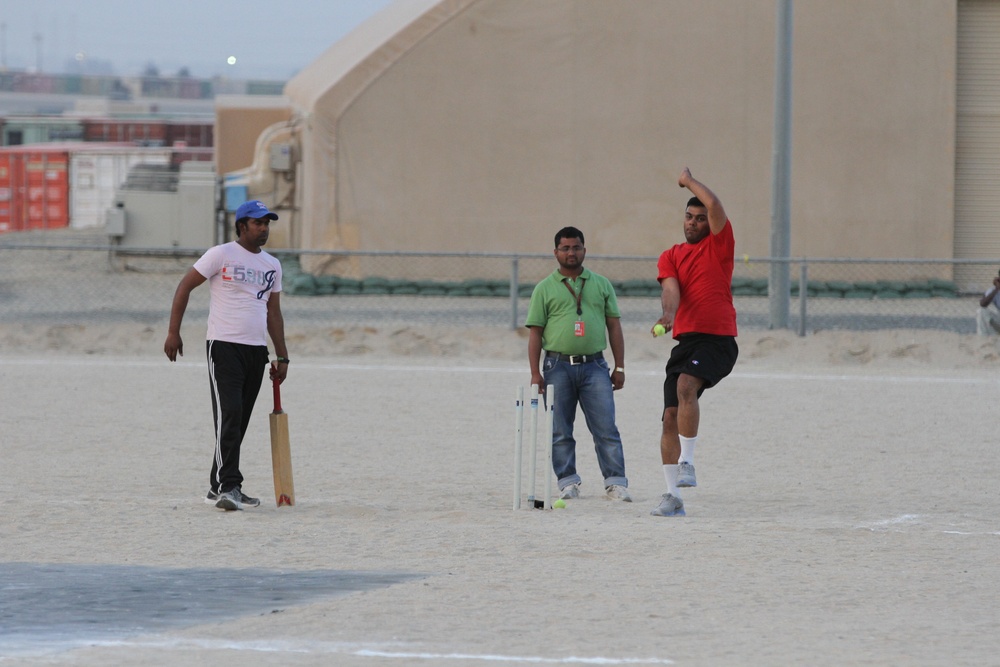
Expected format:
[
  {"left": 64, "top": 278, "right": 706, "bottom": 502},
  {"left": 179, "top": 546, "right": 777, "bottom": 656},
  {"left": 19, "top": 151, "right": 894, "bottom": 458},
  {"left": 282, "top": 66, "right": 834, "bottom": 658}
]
[{"left": 278, "top": 259, "right": 959, "bottom": 299}]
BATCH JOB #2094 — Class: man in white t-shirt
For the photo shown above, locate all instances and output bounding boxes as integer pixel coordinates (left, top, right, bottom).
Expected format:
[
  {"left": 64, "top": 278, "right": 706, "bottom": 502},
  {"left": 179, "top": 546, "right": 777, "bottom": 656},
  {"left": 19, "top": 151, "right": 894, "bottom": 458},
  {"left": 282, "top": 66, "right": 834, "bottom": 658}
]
[
  {"left": 164, "top": 200, "right": 289, "bottom": 511},
  {"left": 977, "top": 269, "right": 1000, "bottom": 336}
]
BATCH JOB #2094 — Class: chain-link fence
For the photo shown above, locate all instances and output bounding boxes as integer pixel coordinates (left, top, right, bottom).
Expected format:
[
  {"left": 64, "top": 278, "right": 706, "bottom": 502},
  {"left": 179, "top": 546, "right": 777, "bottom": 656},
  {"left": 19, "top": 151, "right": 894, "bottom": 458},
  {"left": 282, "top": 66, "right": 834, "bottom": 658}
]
[{"left": 1, "top": 230, "right": 996, "bottom": 336}]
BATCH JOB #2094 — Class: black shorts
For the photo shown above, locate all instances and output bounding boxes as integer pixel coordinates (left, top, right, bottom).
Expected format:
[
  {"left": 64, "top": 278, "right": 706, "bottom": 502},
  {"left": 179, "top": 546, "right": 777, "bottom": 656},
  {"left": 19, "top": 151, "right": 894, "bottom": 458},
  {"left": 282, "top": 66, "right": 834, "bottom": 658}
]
[{"left": 663, "top": 333, "right": 738, "bottom": 409}]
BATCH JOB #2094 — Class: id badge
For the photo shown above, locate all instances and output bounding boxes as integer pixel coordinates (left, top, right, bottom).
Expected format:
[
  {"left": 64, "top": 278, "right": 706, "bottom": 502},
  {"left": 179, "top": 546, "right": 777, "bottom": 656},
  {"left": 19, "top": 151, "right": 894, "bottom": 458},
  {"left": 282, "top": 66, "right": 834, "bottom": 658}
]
[{"left": 574, "top": 320, "right": 585, "bottom": 337}]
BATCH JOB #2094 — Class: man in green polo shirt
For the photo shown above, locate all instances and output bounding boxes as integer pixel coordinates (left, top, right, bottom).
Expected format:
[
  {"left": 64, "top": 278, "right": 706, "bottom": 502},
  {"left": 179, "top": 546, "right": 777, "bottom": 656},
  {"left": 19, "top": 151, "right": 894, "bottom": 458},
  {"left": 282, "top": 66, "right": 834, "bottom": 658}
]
[{"left": 525, "top": 226, "right": 631, "bottom": 502}]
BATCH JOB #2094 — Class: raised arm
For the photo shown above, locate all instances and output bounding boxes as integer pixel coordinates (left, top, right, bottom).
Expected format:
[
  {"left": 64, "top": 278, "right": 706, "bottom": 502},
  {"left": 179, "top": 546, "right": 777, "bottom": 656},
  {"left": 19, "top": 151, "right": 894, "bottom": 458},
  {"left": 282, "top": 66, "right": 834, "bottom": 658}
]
[{"left": 679, "top": 168, "right": 727, "bottom": 236}]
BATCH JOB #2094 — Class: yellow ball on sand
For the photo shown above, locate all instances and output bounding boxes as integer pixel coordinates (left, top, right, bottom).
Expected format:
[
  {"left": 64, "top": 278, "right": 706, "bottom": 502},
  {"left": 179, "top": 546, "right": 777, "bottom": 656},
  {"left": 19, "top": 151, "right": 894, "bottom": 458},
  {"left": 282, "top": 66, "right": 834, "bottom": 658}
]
[
  {"left": 553, "top": 499, "right": 567, "bottom": 509},
  {"left": 653, "top": 324, "right": 666, "bottom": 337}
]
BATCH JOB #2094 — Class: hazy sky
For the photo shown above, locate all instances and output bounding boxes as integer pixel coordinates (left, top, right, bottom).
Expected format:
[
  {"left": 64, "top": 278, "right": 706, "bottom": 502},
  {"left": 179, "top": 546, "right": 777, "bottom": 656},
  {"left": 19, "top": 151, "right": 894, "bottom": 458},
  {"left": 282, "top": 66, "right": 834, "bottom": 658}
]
[{"left": 0, "top": 0, "right": 397, "bottom": 81}]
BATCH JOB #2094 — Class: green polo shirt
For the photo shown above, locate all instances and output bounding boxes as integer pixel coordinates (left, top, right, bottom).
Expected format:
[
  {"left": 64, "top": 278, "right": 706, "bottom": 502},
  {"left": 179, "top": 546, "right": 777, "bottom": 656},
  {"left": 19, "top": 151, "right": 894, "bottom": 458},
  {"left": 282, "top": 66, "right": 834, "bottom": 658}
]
[{"left": 525, "top": 267, "right": 621, "bottom": 355}]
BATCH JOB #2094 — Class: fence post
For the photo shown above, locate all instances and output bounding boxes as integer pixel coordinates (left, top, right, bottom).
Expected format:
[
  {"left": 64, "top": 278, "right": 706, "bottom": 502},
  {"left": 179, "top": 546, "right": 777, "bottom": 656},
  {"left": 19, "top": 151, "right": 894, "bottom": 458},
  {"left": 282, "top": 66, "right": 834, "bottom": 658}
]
[
  {"left": 798, "top": 261, "right": 807, "bottom": 337},
  {"left": 510, "top": 256, "right": 520, "bottom": 330}
]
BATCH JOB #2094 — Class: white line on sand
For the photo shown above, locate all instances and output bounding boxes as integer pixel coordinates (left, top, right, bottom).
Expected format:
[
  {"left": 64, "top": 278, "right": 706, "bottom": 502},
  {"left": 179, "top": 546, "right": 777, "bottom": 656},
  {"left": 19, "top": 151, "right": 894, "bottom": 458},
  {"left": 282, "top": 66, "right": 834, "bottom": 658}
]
[
  {"left": 352, "top": 650, "right": 674, "bottom": 664},
  {"left": 855, "top": 514, "right": 922, "bottom": 531},
  {"left": 855, "top": 515, "right": 1000, "bottom": 536},
  {"left": 78, "top": 639, "right": 674, "bottom": 664}
]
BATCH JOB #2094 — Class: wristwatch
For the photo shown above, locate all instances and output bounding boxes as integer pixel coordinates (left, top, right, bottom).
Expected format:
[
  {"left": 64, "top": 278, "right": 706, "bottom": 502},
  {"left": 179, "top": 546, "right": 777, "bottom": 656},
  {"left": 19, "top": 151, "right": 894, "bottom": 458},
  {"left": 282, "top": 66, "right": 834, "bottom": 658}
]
[
  {"left": 615, "top": 367, "right": 625, "bottom": 373},
  {"left": 276, "top": 357, "right": 290, "bottom": 364}
]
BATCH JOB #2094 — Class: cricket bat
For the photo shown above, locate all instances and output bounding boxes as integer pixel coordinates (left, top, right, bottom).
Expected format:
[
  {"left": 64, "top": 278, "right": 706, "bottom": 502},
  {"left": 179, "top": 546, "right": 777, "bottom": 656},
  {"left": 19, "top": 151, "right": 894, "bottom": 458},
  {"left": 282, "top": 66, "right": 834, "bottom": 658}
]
[{"left": 269, "top": 377, "right": 295, "bottom": 507}]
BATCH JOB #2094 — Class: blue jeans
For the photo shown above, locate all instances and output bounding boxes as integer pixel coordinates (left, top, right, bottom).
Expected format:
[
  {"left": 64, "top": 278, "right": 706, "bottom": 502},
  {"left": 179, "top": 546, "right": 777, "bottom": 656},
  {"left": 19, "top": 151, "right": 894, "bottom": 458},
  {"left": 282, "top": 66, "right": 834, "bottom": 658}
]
[{"left": 542, "top": 355, "right": 628, "bottom": 490}]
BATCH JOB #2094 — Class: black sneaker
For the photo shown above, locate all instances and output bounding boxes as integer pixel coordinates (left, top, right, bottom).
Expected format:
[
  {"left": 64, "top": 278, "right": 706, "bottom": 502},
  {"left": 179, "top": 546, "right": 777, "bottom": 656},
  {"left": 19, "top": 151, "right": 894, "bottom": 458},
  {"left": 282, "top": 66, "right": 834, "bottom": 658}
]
[{"left": 205, "top": 490, "right": 220, "bottom": 504}]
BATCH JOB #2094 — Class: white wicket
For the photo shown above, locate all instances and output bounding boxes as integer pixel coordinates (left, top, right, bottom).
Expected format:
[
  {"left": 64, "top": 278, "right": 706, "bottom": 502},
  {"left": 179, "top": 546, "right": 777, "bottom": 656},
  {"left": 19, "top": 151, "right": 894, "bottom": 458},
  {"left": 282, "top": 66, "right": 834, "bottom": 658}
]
[
  {"left": 543, "top": 385, "right": 554, "bottom": 507},
  {"left": 512, "top": 383, "right": 555, "bottom": 510},
  {"left": 512, "top": 386, "right": 524, "bottom": 510},
  {"left": 526, "top": 384, "right": 539, "bottom": 507}
]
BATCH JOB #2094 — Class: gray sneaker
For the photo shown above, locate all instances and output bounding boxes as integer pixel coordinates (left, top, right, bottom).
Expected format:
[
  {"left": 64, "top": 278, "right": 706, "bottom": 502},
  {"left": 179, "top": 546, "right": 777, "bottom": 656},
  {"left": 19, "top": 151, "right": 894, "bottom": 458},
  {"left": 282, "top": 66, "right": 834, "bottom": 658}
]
[
  {"left": 650, "top": 493, "right": 686, "bottom": 517},
  {"left": 559, "top": 483, "right": 580, "bottom": 500},
  {"left": 236, "top": 489, "right": 261, "bottom": 507},
  {"left": 605, "top": 485, "right": 632, "bottom": 502},
  {"left": 676, "top": 461, "right": 697, "bottom": 488},
  {"left": 215, "top": 488, "right": 243, "bottom": 511},
  {"left": 207, "top": 488, "right": 259, "bottom": 508}
]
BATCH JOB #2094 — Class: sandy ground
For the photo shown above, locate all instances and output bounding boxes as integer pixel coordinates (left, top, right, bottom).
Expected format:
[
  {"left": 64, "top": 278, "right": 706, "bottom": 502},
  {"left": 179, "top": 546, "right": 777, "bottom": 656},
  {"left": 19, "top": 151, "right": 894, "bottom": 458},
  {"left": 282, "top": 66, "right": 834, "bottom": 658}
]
[{"left": 2, "top": 324, "right": 1000, "bottom": 666}]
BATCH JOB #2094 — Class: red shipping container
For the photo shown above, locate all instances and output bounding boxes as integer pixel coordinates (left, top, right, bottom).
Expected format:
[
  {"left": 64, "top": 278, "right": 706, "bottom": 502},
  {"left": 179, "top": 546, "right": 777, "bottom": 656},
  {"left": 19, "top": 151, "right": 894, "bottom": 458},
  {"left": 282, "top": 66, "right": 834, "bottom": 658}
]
[
  {"left": 165, "top": 121, "right": 214, "bottom": 148},
  {"left": 0, "top": 146, "right": 70, "bottom": 232},
  {"left": 81, "top": 119, "right": 168, "bottom": 145}
]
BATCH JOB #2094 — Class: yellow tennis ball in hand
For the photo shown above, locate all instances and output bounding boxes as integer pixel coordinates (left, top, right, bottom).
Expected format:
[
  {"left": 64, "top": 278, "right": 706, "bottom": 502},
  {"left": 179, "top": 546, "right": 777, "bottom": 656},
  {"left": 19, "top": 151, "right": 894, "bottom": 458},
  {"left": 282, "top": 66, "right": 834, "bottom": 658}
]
[{"left": 653, "top": 324, "right": 666, "bottom": 337}]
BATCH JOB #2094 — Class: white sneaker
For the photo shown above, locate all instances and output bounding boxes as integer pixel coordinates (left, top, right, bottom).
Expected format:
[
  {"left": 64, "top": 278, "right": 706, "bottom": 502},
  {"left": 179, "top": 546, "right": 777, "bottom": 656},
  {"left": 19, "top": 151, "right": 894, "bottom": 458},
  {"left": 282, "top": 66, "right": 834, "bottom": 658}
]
[
  {"left": 605, "top": 485, "right": 632, "bottom": 502},
  {"left": 650, "top": 493, "right": 685, "bottom": 517},
  {"left": 559, "top": 483, "right": 580, "bottom": 500},
  {"left": 676, "top": 461, "right": 697, "bottom": 488}
]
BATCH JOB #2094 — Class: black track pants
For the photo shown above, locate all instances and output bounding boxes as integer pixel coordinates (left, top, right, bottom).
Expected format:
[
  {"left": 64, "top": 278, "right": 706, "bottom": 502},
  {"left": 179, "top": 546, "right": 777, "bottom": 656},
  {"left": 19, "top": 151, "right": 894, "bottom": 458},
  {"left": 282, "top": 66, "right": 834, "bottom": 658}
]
[{"left": 206, "top": 340, "right": 269, "bottom": 493}]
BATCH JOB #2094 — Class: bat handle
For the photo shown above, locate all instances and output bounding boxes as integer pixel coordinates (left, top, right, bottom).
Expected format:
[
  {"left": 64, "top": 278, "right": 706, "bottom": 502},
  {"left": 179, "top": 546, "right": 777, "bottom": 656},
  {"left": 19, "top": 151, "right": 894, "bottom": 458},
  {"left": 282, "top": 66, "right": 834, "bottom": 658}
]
[{"left": 272, "top": 377, "right": 283, "bottom": 413}]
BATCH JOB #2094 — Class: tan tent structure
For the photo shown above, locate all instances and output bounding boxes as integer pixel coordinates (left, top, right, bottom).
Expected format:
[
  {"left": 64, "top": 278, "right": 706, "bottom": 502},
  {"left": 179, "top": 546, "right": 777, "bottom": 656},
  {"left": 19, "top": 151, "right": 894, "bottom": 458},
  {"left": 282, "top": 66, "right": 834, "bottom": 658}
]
[{"left": 240, "top": 0, "right": 959, "bottom": 275}]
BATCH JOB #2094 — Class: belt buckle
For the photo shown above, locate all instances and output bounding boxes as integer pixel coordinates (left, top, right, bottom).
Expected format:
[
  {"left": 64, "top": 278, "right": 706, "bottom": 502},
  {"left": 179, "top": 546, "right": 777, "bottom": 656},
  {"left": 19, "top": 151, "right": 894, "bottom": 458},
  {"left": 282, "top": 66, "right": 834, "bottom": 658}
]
[{"left": 568, "top": 354, "right": 583, "bottom": 365}]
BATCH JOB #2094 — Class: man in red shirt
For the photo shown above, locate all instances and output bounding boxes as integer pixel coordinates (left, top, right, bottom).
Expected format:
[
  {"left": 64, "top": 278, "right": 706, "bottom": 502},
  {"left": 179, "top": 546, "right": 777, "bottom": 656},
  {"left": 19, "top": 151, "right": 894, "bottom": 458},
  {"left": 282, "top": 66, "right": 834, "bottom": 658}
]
[{"left": 650, "top": 168, "right": 739, "bottom": 517}]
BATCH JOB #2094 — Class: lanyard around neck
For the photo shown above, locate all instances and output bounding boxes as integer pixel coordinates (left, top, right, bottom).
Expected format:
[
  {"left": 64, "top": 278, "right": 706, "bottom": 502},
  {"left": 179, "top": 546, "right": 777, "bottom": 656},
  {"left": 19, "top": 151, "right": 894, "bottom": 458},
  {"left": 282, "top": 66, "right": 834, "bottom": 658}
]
[{"left": 562, "top": 277, "right": 586, "bottom": 316}]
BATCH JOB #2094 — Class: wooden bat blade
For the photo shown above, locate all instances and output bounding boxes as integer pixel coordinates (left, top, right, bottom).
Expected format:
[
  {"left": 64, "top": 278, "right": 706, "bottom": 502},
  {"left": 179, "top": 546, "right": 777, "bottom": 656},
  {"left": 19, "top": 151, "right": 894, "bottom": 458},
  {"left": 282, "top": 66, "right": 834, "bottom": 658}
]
[{"left": 270, "top": 412, "right": 295, "bottom": 507}]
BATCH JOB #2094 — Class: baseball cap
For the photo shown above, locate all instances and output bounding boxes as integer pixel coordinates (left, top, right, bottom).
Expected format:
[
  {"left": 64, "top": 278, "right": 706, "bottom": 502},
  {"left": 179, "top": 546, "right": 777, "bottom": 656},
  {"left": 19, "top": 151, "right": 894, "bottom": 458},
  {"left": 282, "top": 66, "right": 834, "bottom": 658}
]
[{"left": 235, "top": 200, "right": 279, "bottom": 221}]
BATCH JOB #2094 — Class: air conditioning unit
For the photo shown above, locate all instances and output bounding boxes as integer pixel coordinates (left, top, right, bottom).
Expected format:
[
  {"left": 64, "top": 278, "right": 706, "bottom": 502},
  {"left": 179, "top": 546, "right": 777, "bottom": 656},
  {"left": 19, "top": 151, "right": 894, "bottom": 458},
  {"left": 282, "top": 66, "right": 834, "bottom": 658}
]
[
  {"left": 269, "top": 143, "right": 293, "bottom": 172},
  {"left": 105, "top": 205, "right": 126, "bottom": 237}
]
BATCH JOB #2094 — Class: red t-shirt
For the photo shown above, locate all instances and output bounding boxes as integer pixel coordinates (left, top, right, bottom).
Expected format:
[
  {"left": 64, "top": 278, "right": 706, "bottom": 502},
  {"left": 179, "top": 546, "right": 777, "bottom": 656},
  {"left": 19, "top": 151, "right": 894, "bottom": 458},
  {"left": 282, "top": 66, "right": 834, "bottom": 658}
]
[{"left": 657, "top": 220, "right": 737, "bottom": 337}]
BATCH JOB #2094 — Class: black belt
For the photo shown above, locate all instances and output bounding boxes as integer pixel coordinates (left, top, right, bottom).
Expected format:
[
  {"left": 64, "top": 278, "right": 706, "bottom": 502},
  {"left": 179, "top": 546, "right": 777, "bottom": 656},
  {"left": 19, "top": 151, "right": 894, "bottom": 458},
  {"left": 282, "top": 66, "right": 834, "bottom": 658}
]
[{"left": 545, "top": 351, "right": 603, "bottom": 365}]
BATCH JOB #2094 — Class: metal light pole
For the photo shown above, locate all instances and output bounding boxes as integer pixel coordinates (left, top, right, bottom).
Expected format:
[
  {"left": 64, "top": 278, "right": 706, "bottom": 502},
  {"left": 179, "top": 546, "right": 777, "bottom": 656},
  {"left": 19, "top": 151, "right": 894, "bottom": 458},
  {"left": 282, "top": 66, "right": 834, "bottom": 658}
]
[
  {"left": 33, "top": 32, "right": 43, "bottom": 73},
  {"left": 769, "top": 0, "right": 793, "bottom": 329}
]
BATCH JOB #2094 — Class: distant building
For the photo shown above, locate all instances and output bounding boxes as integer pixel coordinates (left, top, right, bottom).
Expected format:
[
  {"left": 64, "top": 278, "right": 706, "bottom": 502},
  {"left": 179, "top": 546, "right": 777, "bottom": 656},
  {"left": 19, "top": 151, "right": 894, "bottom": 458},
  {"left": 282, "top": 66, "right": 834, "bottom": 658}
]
[{"left": 0, "top": 71, "right": 284, "bottom": 101}]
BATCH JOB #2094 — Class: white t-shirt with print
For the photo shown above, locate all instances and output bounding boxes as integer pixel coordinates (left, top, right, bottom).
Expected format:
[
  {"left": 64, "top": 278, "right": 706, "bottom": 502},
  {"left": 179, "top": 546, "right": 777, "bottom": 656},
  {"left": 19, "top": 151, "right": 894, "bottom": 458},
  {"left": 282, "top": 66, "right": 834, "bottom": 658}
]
[{"left": 193, "top": 241, "right": 282, "bottom": 346}]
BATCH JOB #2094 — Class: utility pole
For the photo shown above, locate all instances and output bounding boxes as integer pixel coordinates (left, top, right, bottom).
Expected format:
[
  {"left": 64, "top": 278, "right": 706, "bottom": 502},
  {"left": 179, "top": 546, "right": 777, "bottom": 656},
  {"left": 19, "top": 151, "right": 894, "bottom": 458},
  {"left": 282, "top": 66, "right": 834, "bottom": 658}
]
[
  {"left": 34, "top": 31, "right": 43, "bottom": 72},
  {"left": 769, "top": 0, "right": 793, "bottom": 329}
]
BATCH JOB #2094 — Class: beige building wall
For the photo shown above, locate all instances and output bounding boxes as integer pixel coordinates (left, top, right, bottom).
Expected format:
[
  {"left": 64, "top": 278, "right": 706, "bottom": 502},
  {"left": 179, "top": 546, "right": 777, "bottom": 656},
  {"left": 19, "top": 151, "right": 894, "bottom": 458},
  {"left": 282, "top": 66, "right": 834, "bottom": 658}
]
[
  {"left": 214, "top": 95, "right": 292, "bottom": 176},
  {"left": 283, "top": 0, "right": 956, "bottom": 265},
  {"left": 790, "top": 0, "right": 955, "bottom": 260}
]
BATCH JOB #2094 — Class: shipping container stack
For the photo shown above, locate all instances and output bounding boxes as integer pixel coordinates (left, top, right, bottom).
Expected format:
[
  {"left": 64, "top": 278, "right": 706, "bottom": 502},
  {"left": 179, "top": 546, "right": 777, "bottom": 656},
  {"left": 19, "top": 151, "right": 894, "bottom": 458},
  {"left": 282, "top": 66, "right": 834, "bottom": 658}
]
[
  {"left": 0, "top": 69, "right": 276, "bottom": 234},
  {"left": 0, "top": 147, "right": 69, "bottom": 232}
]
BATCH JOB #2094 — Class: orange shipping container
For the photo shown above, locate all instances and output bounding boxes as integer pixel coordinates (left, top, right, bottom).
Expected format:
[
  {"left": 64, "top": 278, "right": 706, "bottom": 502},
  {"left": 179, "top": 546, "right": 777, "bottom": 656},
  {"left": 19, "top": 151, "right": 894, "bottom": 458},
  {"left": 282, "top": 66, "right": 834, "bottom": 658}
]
[{"left": 0, "top": 147, "right": 70, "bottom": 232}]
